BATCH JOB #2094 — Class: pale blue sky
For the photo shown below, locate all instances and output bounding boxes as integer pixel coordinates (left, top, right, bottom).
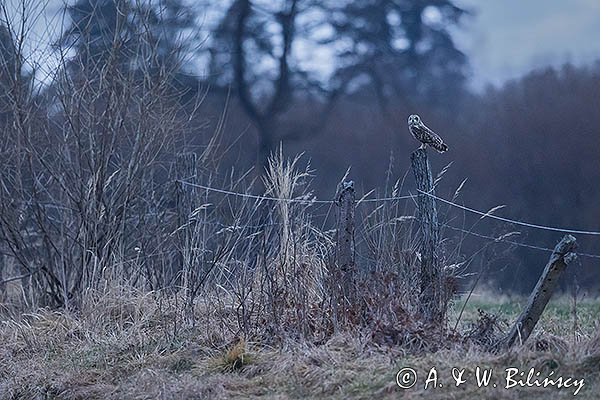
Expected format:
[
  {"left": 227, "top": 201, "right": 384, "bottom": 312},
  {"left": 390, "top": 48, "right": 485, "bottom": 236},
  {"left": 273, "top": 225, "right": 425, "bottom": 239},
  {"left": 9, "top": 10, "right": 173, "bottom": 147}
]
[{"left": 456, "top": 0, "right": 600, "bottom": 88}]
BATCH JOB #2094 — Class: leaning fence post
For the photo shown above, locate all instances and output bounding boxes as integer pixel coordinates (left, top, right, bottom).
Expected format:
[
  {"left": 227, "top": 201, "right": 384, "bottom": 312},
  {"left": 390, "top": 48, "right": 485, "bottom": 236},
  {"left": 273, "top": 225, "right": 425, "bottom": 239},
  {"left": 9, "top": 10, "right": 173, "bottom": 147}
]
[
  {"left": 334, "top": 180, "right": 356, "bottom": 325},
  {"left": 502, "top": 234, "right": 578, "bottom": 349},
  {"left": 410, "top": 148, "right": 443, "bottom": 322}
]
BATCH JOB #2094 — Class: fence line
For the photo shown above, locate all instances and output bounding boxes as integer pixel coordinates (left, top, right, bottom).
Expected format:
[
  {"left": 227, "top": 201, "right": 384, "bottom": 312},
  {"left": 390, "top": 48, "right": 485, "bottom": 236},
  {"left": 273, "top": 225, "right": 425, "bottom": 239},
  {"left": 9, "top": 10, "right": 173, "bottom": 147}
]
[
  {"left": 194, "top": 218, "right": 600, "bottom": 260},
  {"left": 177, "top": 179, "right": 417, "bottom": 204},
  {"left": 11, "top": 180, "right": 599, "bottom": 257},
  {"left": 178, "top": 180, "right": 600, "bottom": 237},
  {"left": 419, "top": 190, "right": 600, "bottom": 237},
  {"left": 177, "top": 180, "right": 600, "bottom": 260},
  {"left": 15, "top": 179, "right": 600, "bottom": 240},
  {"left": 4, "top": 220, "right": 595, "bottom": 287},
  {"left": 358, "top": 195, "right": 415, "bottom": 203},
  {"left": 443, "top": 224, "right": 600, "bottom": 260},
  {"left": 177, "top": 180, "right": 334, "bottom": 204}
]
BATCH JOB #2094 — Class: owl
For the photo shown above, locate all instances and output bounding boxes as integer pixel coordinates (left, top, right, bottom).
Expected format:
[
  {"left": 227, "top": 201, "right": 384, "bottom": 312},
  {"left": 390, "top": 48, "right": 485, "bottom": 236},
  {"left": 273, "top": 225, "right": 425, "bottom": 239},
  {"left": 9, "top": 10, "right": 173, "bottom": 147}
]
[{"left": 407, "top": 114, "right": 448, "bottom": 153}]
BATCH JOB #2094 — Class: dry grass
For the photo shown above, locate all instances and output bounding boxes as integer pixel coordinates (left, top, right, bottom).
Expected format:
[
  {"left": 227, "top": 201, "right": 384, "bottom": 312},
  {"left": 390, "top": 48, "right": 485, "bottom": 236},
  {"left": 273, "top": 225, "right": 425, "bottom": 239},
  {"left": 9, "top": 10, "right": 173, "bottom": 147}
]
[
  {"left": 1, "top": 290, "right": 598, "bottom": 399},
  {"left": 1, "top": 145, "right": 598, "bottom": 399},
  {"left": 1, "top": 2, "right": 597, "bottom": 399}
]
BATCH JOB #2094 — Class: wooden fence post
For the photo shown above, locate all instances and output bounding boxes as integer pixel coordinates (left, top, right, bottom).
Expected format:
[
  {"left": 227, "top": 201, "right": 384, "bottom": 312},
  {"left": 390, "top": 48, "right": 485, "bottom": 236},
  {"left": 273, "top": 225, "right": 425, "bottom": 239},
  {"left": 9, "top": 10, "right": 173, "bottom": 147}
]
[
  {"left": 502, "top": 234, "right": 578, "bottom": 349},
  {"left": 175, "top": 153, "right": 198, "bottom": 322},
  {"left": 176, "top": 153, "right": 198, "bottom": 225},
  {"left": 334, "top": 180, "right": 356, "bottom": 325},
  {"left": 410, "top": 148, "right": 443, "bottom": 322}
]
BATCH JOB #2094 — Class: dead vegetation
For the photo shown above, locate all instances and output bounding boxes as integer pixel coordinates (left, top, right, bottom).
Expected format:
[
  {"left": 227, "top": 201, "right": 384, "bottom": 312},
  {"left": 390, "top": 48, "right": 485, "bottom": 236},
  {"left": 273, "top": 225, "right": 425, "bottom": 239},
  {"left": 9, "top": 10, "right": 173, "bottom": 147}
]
[
  {"left": 0, "top": 2, "right": 598, "bottom": 399},
  {"left": 1, "top": 289, "right": 599, "bottom": 399}
]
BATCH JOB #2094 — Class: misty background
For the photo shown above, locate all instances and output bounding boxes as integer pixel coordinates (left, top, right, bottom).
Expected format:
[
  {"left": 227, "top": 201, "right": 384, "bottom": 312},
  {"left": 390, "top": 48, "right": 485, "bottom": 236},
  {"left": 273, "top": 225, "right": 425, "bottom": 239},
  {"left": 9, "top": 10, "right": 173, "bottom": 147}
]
[
  {"left": 1, "top": 0, "right": 600, "bottom": 297},
  {"left": 13, "top": 0, "right": 600, "bottom": 88}
]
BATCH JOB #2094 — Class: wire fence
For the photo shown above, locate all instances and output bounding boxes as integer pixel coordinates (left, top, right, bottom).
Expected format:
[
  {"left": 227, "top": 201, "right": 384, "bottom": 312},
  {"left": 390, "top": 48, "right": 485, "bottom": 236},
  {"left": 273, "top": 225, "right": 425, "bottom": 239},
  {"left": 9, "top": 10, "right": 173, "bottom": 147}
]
[
  {"left": 442, "top": 224, "right": 600, "bottom": 260},
  {"left": 418, "top": 190, "right": 600, "bottom": 236},
  {"left": 7, "top": 179, "right": 599, "bottom": 260},
  {"left": 3, "top": 176, "right": 598, "bottom": 287},
  {"left": 176, "top": 179, "right": 600, "bottom": 260}
]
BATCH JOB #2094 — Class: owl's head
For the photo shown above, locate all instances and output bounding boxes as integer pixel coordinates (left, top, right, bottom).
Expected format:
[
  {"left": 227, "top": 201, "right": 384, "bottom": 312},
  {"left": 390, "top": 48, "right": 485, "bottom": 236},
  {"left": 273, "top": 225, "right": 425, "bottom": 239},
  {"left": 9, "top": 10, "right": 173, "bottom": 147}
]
[{"left": 408, "top": 114, "right": 420, "bottom": 126}]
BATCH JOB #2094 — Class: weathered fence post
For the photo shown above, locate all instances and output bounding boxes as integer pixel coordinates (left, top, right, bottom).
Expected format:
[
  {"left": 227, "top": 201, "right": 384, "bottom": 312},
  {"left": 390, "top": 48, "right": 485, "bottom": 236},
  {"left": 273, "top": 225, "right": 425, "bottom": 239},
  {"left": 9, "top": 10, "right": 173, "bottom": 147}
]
[
  {"left": 175, "top": 153, "right": 198, "bottom": 322},
  {"left": 502, "top": 234, "right": 578, "bottom": 349},
  {"left": 176, "top": 153, "right": 198, "bottom": 225},
  {"left": 410, "top": 148, "right": 443, "bottom": 322},
  {"left": 334, "top": 180, "right": 356, "bottom": 326}
]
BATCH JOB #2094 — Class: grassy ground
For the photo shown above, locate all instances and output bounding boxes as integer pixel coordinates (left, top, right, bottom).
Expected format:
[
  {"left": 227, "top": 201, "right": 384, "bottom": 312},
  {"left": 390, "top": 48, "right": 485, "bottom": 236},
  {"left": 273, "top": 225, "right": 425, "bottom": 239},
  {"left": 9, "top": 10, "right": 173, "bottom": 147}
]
[{"left": 1, "top": 290, "right": 598, "bottom": 399}]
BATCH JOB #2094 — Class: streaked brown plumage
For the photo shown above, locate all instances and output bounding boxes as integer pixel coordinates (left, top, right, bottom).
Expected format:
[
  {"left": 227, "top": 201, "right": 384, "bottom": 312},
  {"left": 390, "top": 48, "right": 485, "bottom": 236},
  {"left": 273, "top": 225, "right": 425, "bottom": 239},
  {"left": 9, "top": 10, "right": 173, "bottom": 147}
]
[{"left": 407, "top": 114, "right": 449, "bottom": 153}]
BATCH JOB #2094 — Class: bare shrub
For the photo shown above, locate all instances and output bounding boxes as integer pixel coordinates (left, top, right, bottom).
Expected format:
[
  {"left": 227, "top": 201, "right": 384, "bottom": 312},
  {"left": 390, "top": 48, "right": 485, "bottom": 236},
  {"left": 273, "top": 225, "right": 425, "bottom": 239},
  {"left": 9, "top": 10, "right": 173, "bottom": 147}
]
[{"left": 0, "top": 0, "right": 206, "bottom": 308}]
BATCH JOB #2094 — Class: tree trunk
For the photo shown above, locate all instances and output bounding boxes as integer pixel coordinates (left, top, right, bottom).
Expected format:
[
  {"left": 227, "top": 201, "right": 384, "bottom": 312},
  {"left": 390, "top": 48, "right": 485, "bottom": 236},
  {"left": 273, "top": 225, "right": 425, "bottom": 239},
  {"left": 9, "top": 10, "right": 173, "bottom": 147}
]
[{"left": 257, "top": 120, "right": 275, "bottom": 175}]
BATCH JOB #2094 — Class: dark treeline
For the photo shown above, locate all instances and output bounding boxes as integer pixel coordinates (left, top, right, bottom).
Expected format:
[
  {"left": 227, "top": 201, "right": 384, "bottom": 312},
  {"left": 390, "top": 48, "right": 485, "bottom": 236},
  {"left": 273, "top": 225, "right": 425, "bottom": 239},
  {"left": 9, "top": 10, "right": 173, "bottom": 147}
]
[{"left": 1, "top": 0, "right": 598, "bottom": 303}]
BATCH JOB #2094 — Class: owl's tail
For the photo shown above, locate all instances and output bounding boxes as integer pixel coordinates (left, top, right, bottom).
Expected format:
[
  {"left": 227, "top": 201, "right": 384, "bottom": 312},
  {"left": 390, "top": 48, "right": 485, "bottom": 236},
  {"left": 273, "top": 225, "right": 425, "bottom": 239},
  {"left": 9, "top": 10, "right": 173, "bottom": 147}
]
[{"left": 431, "top": 140, "right": 449, "bottom": 153}]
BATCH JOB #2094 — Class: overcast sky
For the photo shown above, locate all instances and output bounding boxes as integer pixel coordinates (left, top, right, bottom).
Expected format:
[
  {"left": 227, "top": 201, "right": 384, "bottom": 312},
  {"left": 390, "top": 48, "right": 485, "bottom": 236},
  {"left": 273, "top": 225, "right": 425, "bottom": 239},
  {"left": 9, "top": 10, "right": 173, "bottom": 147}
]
[
  {"left": 456, "top": 0, "right": 600, "bottom": 88},
  {"left": 6, "top": 0, "right": 600, "bottom": 90}
]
